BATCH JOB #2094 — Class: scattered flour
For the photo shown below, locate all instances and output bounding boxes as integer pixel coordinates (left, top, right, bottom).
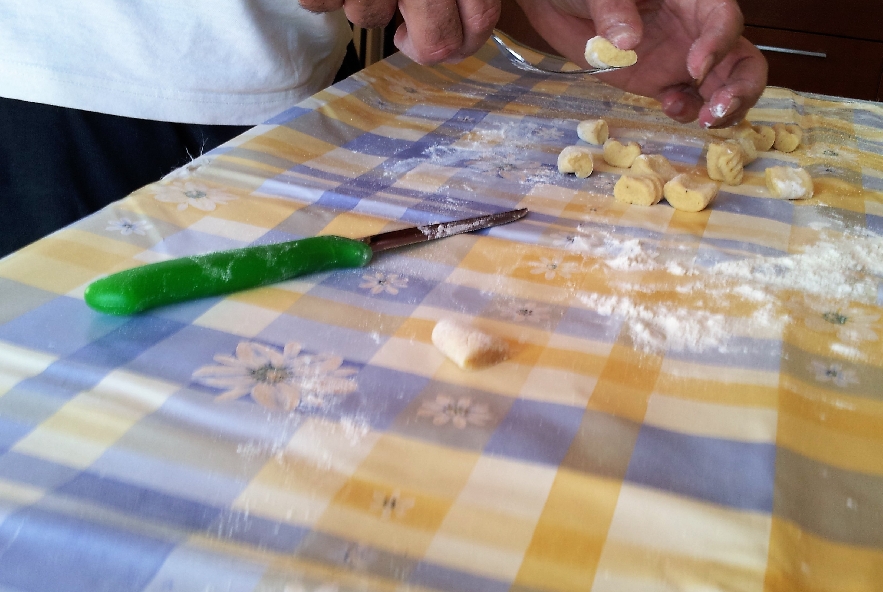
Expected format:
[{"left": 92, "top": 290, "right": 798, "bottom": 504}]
[{"left": 570, "top": 224, "right": 882, "bottom": 353}]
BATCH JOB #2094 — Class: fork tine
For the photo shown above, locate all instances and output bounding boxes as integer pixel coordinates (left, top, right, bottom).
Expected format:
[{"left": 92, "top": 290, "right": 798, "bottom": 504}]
[{"left": 490, "top": 29, "right": 621, "bottom": 76}]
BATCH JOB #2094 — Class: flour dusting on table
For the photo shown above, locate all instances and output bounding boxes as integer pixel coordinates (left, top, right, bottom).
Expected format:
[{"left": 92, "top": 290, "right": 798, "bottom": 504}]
[{"left": 572, "top": 223, "right": 882, "bottom": 354}]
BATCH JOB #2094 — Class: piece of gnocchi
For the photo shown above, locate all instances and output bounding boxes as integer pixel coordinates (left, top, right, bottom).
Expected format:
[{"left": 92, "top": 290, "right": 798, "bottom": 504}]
[
  {"left": 708, "top": 119, "right": 755, "bottom": 141},
  {"left": 631, "top": 154, "right": 678, "bottom": 182},
  {"left": 584, "top": 36, "right": 638, "bottom": 68},
  {"left": 752, "top": 125, "right": 776, "bottom": 151},
  {"left": 613, "top": 173, "right": 664, "bottom": 206},
  {"left": 577, "top": 119, "right": 609, "bottom": 145},
  {"left": 603, "top": 138, "right": 642, "bottom": 168},
  {"left": 735, "top": 136, "right": 758, "bottom": 164},
  {"left": 706, "top": 141, "right": 744, "bottom": 185},
  {"left": 431, "top": 319, "right": 509, "bottom": 370},
  {"left": 557, "top": 145, "right": 595, "bottom": 178},
  {"left": 773, "top": 123, "right": 802, "bottom": 152},
  {"left": 663, "top": 174, "right": 719, "bottom": 212},
  {"left": 765, "top": 166, "right": 814, "bottom": 199}
]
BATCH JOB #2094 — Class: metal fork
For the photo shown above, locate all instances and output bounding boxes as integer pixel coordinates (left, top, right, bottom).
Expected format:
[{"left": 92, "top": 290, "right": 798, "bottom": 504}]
[{"left": 491, "top": 29, "right": 622, "bottom": 76}]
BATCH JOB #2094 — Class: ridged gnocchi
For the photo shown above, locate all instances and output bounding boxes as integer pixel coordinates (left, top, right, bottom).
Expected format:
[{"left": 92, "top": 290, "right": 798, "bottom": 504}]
[
  {"left": 631, "top": 154, "right": 678, "bottom": 182},
  {"left": 614, "top": 174, "right": 664, "bottom": 206},
  {"left": 706, "top": 141, "right": 744, "bottom": 185}
]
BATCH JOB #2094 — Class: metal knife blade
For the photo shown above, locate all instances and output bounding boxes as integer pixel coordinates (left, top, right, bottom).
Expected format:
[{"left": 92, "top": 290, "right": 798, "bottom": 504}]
[{"left": 360, "top": 208, "right": 528, "bottom": 253}]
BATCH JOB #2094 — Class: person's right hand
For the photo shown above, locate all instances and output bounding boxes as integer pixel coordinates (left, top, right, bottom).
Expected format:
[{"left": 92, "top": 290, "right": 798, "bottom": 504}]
[
  {"left": 298, "top": 0, "right": 501, "bottom": 64},
  {"left": 517, "top": 0, "right": 768, "bottom": 128}
]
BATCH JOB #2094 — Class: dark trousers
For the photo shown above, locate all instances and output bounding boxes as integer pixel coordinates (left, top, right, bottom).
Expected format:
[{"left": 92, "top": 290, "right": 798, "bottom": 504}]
[{"left": 0, "top": 42, "right": 363, "bottom": 258}]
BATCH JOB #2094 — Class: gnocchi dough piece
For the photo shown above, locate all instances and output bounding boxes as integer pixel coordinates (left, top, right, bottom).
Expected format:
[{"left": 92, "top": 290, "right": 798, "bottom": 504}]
[
  {"left": 765, "top": 166, "right": 814, "bottom": 199},
  {"left": 631, "top": 154, "right": 678, "bottom": 182},
  {"left": 557, "top": 145, "right": 595, "bottom": 178},
  {"left": 431, "top": 319, "right": 509, "bottom": 370},
  {"left": 735, "top": 136, "right": 758, "bottom": 164},
  {"left": 613, "top": 174, "right": 664, "bottom": 206},
  {"left": 773, "top": 123, "right": 802, "bottom": 152},
  {"left": 603, "top": 138, "right": 642, "bottom": 168},
  {"left": 708, "top": 119, "right": 755, "bottom": 140},
  {"left": 577, "top": 119, "right": 609, "bottom": 145},
  {"left": 663, "top": 174, "right": 719, "bottom": 212},
  {"left": 752, "top": 125, "right": 776, "bottom": 151},
  {"left": 706, "top": 141, "right": 744, "bottom": 185},
  {"left": 584, "top": 36, "right": 638, "bottom": 68}
]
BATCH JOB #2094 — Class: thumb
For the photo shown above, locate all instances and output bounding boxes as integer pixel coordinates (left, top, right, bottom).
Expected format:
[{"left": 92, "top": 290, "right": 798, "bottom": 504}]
[{"left": 586, "top": 0, "right": 642, "bottom": 50}]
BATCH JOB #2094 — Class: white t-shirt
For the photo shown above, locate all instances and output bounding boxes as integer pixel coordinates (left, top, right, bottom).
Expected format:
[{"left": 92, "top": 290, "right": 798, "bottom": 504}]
[{"left": 0, "top": 0, "right": 351, "bottom": 124}]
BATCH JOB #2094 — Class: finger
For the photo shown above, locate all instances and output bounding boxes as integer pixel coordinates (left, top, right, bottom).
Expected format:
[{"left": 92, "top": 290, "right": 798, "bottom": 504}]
[
  {"left": 696, "top": 38, "right": 768, "bottom": 128},
  {"left": 298, "top": 0, "right": 344, "bottom": 14},
  {"left": 445, "top": 0, "right": 501, "bottom": 61},
  {"left": 586, "top": 0, "right": 643, "bottom": 50},
  {"left": 686, "top": 0, "right": 744, "bottom": 83},
  {"left": 343, "top": 0, "right": 398, "bottom": 29},
  {"left": 395, "top": 0, "right": 465, "bottom": 64},
  {"left": 657, "top": 84, "right": 705, "bottom": 124}
]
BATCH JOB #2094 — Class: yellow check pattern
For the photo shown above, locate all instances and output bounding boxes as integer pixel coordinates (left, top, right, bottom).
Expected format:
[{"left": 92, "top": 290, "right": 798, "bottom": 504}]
[{"left": 0, "top": 40, "right": 881, "bottom": 592}]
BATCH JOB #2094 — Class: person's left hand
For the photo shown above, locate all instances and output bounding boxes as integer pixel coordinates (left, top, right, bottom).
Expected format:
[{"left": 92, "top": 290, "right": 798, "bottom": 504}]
[
  {"left": 515, "top": 0, "right": 768, "bottom": 128},
  {"left": 298, "top": 0, "right": 501, "bottom": 64}
]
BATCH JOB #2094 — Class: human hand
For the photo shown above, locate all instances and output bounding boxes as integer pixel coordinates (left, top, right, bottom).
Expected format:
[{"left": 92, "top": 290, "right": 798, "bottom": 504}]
[
  {"left": 299, "top": 0, "right": 501, "bottom": 64},
  {"left": 515, "top": 0, "right": 767, "bottom": 127}
]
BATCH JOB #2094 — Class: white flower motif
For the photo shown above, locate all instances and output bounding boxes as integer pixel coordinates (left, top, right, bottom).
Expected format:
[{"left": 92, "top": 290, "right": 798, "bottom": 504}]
[
  {"left": 810, "top": 360, "right": 859, "bottom": 388},
  {"left": 417, "top": 395, "right": 493, "bottom": 429},
  {"left": 359, "top": 272, "right": 408, "bottom": 295},
  {"left": 788, "top": 299, "right": 879, "bottom": 343},
  {"left": 193, "top": 342, "right": 358, "bottom": 411},
  {"left": 496, "top": 300, "right": 552, "bottom": 324},
  {"left": 527, "top": 256, "right": 579, "bottom": 280},
  {"left": 152, "top": 181, "right": 236, "bottom": 212},
  {"left": 106, "top": 217, "right": 151, "bottom": 236},
  {"left": 370, "top": 489, "right": 415, "bottom": 520}
]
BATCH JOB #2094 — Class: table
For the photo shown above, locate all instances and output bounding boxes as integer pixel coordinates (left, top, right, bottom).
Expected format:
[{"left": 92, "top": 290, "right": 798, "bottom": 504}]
[{"left": 1, "top": 40, "right": 882, "bottom": 592}]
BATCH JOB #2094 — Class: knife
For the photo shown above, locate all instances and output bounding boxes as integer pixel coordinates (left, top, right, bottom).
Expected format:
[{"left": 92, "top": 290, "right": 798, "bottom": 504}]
[{"left": 84, "top": 208, "right": 528, "bottom": 315}]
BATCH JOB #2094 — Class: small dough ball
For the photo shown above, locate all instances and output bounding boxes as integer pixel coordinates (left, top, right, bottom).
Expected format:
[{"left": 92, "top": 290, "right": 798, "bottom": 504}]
[
  {"left": 577, "top": 119, "right": 609, "bottom": 145},
  {"left": 603, "top": 138, "right": 642, "bottom": 168},
  {"left": 735, "top": 136, "right": 758, "bottom": 164},
  {"left": 432, "top": 319, "right": 509, "bottom": 370},
  {"left": 614, "top": 174, "right": 664, "bottom": 206},
  {"left": 631, "top": 154, "right": 678, "bottom": 182},
  {"left": 557, "top": 145, "right": 595, "bottom": 178},
  {"left": 663, "top": 174, "right": 719, "bottom": 212},
  {"left": 706, "top": 141, "right": 744, "bottom": 185},
  {"left": 584, "top": 36, "right": 638, "bottom": 68},
  {"left": 752, "top": 125, "right": 776, "bottom": 151},
  {"left": 765, "top": 166, "right": 814, "bottom": 199},
  {"left": 773, "top": 123, "right": 802, "bottom": 152}
]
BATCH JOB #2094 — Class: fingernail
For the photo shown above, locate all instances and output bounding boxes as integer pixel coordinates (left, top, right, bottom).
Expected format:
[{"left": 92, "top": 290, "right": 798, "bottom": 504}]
[
  {"left": 711, "top": 97, "right": 741, "bottom": 120},
  {"left": 607, "top": 24, "right": 638, "bottom": 50}
]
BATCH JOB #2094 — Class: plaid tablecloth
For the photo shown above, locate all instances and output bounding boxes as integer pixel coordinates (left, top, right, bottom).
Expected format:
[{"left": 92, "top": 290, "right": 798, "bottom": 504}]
[{"left": 1, "top": 40, "right": 882, "bottom": 592}]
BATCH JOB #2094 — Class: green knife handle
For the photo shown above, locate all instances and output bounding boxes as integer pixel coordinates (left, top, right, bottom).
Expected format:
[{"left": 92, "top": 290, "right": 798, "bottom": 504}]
[{"left": 84, "top": 236, "right": 372, "bottom": 315}]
